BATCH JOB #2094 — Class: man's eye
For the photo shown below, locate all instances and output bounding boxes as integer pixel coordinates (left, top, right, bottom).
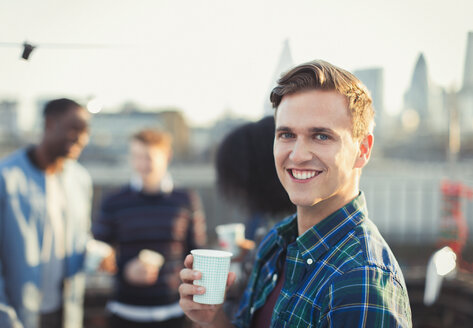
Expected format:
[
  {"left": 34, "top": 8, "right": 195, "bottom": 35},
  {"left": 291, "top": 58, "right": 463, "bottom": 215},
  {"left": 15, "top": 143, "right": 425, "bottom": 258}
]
[
  {"left": 279, "top": 132, "right": 294, "bottom": 139},
  {"left": 315, "top": 134, "right": 329, "bottom": 141}
]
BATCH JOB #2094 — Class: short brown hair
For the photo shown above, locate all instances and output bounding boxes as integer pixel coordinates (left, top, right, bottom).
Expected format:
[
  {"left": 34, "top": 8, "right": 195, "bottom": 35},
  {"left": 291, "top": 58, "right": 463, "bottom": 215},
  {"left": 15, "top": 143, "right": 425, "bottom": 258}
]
[
  {"left": 270, "top": 60, "right": 374, "bottom": 139},
  {"left": 132, "top": 129, "right": 172, "bottom": 149}
]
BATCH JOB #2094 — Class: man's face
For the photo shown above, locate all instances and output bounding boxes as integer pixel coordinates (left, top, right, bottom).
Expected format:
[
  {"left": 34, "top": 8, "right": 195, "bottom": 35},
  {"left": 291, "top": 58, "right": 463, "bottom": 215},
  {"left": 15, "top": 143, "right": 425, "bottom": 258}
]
[
  {"left": 130, "top": 140, "right": 170, "bottom": 185},
  {"left": 273, "top": 89, "right": 372, "bottom": 211},
  {"left": 46, "top": 106, "right": 90, "bottom": 160}
]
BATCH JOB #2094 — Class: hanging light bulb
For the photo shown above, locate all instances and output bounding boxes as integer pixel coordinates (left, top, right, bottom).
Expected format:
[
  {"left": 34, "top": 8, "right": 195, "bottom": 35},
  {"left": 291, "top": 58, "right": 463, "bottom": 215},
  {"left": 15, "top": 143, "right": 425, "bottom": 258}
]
[{"left": 21, "top": 42, "right": 35, "bottom": 60}]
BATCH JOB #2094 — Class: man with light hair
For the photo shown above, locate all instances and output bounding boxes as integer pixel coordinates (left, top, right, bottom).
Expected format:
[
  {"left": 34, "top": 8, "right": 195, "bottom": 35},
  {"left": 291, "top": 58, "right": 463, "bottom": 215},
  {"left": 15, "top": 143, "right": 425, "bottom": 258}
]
[
  {"left": 93, "top": 129, "right": 207, "bottom": 328},
  {"left": 178, "top": 60, "right": 412, "bottom": 327}
]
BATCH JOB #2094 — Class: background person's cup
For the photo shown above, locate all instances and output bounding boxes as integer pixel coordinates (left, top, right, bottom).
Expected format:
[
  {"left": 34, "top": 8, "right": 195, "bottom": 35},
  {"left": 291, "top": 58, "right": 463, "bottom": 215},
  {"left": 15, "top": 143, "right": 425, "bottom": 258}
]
[
  {"left": 191, "top": 249, "right": 232, "bottom": 304},
  {"left": 138, "top": 249, "right": 165, "bottom": 268},
  {"left": 85, "top": 239, "right": 113, "bottom": 272},
  {"left": 215, "top": 223, "right": 245, "bottom": 257}
]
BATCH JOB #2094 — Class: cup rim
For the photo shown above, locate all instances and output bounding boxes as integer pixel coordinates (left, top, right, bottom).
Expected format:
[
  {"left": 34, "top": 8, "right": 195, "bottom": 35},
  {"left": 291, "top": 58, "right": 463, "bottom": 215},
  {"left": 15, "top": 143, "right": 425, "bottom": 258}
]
[
  {"left": 191, "top": 249, "right": 233, "bottom": 258},
  {"left": 215, "top": 223, "right": 245, "bottom": 232}
]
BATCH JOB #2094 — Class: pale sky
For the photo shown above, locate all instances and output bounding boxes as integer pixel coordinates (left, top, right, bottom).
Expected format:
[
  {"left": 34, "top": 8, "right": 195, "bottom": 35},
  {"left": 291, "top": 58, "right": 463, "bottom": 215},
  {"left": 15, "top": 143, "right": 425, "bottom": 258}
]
[{"left": 1, "top": 0, "right": 473, "bottom": 129}]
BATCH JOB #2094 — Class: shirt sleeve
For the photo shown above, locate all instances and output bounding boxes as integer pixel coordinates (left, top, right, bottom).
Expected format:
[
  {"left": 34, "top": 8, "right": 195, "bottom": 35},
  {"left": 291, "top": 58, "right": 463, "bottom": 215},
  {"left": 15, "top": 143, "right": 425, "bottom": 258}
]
[
  {"left": 0, "top": 175, "right": 24, "bottom": 328},
  {"left": 186, "top": 190, "right": 207, "bottom": 251},
  {"left": 319, "top": 266, "right": 412, "bottom": 328}
]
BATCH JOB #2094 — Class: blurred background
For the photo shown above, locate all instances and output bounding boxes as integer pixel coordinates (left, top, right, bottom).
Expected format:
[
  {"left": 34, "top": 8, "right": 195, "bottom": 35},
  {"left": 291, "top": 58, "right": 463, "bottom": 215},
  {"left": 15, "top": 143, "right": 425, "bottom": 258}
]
[{"left": 1, "top": 1, "right": 473, "bottom": 327}]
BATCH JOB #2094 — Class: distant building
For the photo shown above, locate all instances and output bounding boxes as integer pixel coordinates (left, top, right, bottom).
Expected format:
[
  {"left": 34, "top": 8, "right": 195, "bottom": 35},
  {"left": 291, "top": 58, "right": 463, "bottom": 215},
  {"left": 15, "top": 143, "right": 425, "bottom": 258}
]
[
  {"left": 403, "top": 53, "right": 447, "bottom": 134},
  {"left": 190, "top": 114, "right": 250, "bottom": 163},
  {"left": 0, "top": 100, "right": 19, "bottom": 137},
  {"left": 263, "top": 39, "right": 294, "bottom": 117},
  {"left": 83, "top": 109, "right": 164, "bottom": 164},
  {"left": 458, "top": 31, "right": 473, "bottom": 134},
  {"left": 158, "top": 110, "right": 191, "bottom": 161},
  {"left": 82, "top": 105, "right": 193, "bottom": 165},
  {"left": 353, "top": 67, "right": 385, "bottom": 137},
  {"left": 0, "top": 100, "right": 22, "bottom": 159}
]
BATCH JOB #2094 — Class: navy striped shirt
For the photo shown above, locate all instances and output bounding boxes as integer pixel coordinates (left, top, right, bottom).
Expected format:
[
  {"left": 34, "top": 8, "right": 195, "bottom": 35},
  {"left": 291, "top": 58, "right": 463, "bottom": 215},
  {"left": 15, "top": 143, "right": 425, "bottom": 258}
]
[{"left": 92, "top": 185, "right": 206, "bottom": 306}]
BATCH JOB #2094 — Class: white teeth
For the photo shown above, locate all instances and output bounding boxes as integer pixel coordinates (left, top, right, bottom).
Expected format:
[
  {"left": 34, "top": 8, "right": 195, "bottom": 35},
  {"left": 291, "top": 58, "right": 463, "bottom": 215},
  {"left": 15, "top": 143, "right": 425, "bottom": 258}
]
[{"left": 292, "top": 170, "right": 317, "bottom": 180}]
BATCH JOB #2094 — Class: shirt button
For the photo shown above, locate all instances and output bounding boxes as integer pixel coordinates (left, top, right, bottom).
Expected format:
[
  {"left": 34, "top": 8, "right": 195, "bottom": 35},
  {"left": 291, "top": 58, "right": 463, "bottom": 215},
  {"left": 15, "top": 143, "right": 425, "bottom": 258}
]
[
  {"left": 272, "top": 274, "right": 278, "bottom": 282},
  {"left": 307, "top": 258, "right": 313, "bottom": 265},
  {"left": 250, "top": 307, "right": 255, "bottom": 315}
]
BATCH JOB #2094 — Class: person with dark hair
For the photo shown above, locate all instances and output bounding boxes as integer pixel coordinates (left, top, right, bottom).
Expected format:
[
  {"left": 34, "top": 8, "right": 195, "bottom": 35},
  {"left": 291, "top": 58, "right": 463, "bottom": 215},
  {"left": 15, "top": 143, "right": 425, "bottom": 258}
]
[
  {"left": 178, "top": 60, "right": 412, "bottom": 327},
  {"left": 215, "top": 116, "right": 296, "bottom": 319},
  {"left": 216, "top": 116, "right": 295, "bottom": 241},
  {"left": 216, "top": 117, "right": 295, "bottom": 236},
  {"left": 0, "top": 98, "right": 92, "bottom": 328},
  {"left": 92, "top": 128, "right": 207, "bottom": 328}
]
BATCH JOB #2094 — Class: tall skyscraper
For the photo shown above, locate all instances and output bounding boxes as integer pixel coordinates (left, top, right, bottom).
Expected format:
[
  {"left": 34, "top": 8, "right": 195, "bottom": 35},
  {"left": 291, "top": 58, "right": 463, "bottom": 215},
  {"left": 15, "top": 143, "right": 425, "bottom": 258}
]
[
  {"left": 354, "top": 67, "right": 385, "bottom": 134},
  {"left": 403, "top": 53, "right": 447, "bottom": 133},
  {"left": 263, "top": 39, "right": 294, "bottom": 117},
  {"left": 458, "top": 31, "right": 473, "bottom": 133},
  {"left": 404, "top": 53, "right": 429, "bottom": 126},
  {"left": 462, "top": 31, "right": 473, "bottom": 90}
]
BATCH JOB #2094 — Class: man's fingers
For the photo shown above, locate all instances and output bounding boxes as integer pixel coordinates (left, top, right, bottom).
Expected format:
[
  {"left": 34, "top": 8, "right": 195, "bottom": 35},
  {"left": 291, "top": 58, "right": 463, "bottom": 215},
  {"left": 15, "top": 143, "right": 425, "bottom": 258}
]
[
  {"left": 179, "top": 282, "right": 205, "bottom": 298},
  {"left": 184, "top": 254, "right": 194, "bottom": 268},
  {"left": 227, "top": 271, "right": 237, "bottom": 288},
  {"left": 180, "top": 267, "right": 201, "bottom": 283}
]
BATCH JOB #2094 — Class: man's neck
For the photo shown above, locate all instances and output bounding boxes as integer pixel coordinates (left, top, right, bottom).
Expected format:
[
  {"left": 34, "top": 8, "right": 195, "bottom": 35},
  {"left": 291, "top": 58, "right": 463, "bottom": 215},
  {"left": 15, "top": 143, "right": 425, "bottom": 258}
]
[
  {"left": 30, "top": 145, "right": 64, "bottom": 174},
  {"left": 296, "top": 191, "right": 359, "bottom": 236},
  {"left": 141, "top": 179, "right": 161, "bottom": 194}
]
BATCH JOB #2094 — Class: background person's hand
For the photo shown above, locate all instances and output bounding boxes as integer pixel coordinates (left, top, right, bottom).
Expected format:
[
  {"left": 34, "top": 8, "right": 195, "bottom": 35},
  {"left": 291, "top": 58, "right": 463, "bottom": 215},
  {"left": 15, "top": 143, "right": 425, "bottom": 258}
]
[
  {"left": 98, "top": 250, "right": 117, "bottom": 274},
  {"left": 124, "top": 257, "right": 159, "bottom": 285},
  {"left": 178, "top": 254, "right": 236, "bottom": 327}
]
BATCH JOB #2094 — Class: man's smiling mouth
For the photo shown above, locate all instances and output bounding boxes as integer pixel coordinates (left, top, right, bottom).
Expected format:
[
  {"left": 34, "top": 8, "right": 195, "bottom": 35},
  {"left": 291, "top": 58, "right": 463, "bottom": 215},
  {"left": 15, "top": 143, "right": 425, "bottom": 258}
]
[{"left": 288, "top": 169, "right": 322, "bottom": 180}]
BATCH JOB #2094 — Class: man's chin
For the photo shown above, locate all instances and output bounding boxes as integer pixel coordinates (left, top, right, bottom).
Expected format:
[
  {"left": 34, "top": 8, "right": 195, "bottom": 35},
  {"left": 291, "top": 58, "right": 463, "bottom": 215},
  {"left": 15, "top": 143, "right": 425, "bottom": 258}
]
[{"left": 64, "top": 150, "right": 82, "bottom": 160}]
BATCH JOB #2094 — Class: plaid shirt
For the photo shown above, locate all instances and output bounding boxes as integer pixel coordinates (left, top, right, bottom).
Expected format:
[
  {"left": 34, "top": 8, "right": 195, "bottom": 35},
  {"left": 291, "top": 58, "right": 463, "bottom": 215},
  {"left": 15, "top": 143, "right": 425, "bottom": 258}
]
[{"left": 233, "top": 192, "right": 412, "bottom": 328}]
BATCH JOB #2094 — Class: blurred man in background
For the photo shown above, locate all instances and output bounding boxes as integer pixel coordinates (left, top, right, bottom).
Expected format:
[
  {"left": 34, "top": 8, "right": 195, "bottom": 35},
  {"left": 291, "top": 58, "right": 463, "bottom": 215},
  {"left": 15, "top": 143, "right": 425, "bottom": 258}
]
[
  {"left": 215, "top": 116, "right": 295, "bottom": 241},
  {"left": 0, "top": 98, "right": 92, "bottom": 328},
  {"left": 93, "top": 129, "right": 207, "bottom": 328},
  {"left": 215, "top": 116, "right": 296, "bottom": 318}
]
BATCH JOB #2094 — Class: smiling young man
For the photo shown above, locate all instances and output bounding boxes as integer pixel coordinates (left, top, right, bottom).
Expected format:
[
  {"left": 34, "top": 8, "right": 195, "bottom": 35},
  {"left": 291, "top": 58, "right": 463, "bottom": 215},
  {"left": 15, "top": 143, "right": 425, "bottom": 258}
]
[
  {"left": 0, "top": 98, "right": 92, "bottom": 328},
  {"left": 179, "top": 60, "right": 412, "bottom": 327}
]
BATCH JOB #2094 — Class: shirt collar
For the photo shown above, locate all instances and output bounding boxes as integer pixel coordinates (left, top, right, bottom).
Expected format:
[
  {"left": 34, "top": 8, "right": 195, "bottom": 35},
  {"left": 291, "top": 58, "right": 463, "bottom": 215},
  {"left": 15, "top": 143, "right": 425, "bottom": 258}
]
[
  {"left": 295, "top": 192, "right": 367, "bottom": 263},
  {"left": 129, "top": 172, "right": 174, "bottom": 195}
]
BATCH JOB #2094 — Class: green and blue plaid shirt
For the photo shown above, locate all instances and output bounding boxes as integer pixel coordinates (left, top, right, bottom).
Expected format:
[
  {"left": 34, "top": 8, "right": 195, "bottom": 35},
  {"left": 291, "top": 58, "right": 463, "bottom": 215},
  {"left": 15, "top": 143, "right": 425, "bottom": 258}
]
[{"left": 233, "top": 192, "right": 412, "bottom": 328}]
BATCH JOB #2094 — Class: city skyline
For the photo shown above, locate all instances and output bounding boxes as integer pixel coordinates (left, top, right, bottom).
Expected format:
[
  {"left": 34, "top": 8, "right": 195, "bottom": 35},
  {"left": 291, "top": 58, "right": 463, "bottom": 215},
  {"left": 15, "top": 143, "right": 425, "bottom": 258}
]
[{"left": 1, "top": 0, "right": 473, "bottom": 129}]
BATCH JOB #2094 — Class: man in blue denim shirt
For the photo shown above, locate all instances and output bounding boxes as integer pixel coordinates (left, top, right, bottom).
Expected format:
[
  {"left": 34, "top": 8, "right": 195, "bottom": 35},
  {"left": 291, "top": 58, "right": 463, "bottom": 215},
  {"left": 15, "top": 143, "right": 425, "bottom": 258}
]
[
  {"left": 178, "top": 60, "right": 412, "bottom": 327},
  {"left": 0, "top": 98, "right": 92, "bottom": 328}
]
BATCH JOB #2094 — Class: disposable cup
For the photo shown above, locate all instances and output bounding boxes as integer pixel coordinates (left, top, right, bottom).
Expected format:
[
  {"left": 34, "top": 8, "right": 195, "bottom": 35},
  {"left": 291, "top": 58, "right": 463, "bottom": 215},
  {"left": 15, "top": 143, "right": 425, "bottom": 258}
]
[
  {"left": 215, "top": 223, "right": 245, "bottom": 257},
  {"left": 191, "top": 249, "right": 232, "bottom": 304},
  {"left": 139, "top": 249, "right": 165, "bottom": 268},
  {"left": 85, "top": 239, "right": 113, "bottom": 272}
]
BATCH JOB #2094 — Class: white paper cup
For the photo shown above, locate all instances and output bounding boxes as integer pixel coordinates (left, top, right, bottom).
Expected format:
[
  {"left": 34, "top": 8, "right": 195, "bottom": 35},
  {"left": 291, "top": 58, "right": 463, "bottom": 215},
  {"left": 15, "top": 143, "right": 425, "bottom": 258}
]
[
  {"left": 215, "top": 223, "right": 245, "bottom": 257},
  {"left": 191, "top": 249, "right": 232, "bottom": 304},
  {"left": 139, "top": 249, "right": 165, "bottom": 268},
  {"left": 85, "top": 239, "right": 113, "bottom": 272}
]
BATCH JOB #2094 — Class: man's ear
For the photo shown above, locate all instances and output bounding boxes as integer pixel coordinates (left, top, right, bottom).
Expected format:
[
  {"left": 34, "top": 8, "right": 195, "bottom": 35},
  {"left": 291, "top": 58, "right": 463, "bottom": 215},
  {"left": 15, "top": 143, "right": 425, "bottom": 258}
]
[{"left": 354, "top": 133, "right": 373, "bottom": 169}]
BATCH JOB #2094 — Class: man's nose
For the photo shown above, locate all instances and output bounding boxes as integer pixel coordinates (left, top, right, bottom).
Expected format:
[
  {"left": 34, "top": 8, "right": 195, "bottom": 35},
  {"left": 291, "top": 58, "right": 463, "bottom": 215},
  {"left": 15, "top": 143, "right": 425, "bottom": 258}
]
[{"left": 289, "top": 139, "right": 313, "bottom": 163}]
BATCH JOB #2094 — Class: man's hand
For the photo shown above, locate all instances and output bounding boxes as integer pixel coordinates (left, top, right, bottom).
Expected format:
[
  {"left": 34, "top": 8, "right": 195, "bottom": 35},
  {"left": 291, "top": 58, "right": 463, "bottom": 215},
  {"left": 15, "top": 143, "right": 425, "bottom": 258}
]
[
  {"left": 178, "top": 254, "right": 236, "bottom": 327},
  {"left": 124, "top": 257, "right": 159, "bottom": 286},
  {"left": 98, "top": 250, "right": 117, "bottom": 274}
]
